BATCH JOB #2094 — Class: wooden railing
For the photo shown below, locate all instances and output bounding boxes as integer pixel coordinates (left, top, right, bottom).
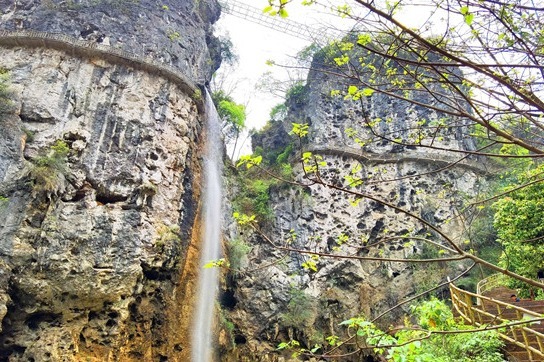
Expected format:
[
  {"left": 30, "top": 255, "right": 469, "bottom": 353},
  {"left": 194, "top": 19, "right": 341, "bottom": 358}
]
[
  {"left": 450, "top": 283, "right": 544, "bottom": 361},
  {"left": 308, "top": 146, "right": 494, "bottom": 175},
  {"left": 0, "top": 30, "right": 204, "bottom": 110},
  {"left": 477, "top": 273, "right": 507, "bottom": 295}
]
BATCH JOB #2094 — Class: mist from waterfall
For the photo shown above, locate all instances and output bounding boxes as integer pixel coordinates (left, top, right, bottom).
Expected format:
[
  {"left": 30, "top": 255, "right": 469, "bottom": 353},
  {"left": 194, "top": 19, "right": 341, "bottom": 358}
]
[{"left": 192, "top": 90, "right": 223, "bottom": 362}]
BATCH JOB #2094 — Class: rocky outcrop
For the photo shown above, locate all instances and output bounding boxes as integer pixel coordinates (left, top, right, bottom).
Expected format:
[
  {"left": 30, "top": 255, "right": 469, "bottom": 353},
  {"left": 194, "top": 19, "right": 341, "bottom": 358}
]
[
  {"left": 0, "top": 0, "right": 220, "bottom": 359},
  {"left": 226, "top": 49, "right": 487, "bottom": 360},
  {"left": 0, "top": 0, "right": 221, "bottom": 82},
  {"left": 0, "top": 44, "right": 202, "bottom": 361}
]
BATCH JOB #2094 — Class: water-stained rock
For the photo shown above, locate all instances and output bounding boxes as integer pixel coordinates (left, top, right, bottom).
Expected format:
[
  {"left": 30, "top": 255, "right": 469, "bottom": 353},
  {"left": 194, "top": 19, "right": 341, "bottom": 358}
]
[{"left": 0, "top": 41, "right": 206, "bottom": 361}]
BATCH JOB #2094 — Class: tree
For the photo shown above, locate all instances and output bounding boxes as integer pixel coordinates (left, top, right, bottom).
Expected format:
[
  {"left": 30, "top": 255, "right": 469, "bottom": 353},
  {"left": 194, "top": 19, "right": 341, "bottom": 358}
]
[
  {"left": 228, "top": 0, "right": 544, "bottom": 359},
  {"left": 493, "top": 163, "right": 544, "bottom": 297},
  {"left": 212, "top": 90, "right": 246, "bottom": 159}
]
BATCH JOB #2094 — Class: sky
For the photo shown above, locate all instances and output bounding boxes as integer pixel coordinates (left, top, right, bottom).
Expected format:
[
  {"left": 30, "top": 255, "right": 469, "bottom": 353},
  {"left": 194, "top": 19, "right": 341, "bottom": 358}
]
[
  {"left": 212, "top": 0, "right": 441, "bottom": 158},
  {"left": 213, "top": 0, "right": 355, "bottom": 157}
]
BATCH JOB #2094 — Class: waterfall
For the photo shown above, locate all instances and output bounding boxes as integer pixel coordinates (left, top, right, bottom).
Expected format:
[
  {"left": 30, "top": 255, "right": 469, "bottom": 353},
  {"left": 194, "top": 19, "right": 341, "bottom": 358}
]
[{"left": 192, "top": 90, "right": 223, "bottom": 362}]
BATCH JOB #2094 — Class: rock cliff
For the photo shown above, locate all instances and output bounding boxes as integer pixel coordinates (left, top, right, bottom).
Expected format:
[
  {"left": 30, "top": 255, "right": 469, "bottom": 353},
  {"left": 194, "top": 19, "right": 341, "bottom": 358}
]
[
  {"left": 0, "top": 0, "right": 221, "bottom": 82},
  {"left": 225, "top": 48, "right": 488, "bottom": 360},
  {"left": 0, "top": 0, "right": 220, "bottom": 360}
]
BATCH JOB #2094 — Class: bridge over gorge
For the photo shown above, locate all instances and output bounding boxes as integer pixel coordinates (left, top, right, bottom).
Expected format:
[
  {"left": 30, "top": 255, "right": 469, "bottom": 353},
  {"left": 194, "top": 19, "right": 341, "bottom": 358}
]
[
  {"left": 217, "top": 0, "right": 346, "bottom": 43},
  {"left": 450, "top": 276, "right": 544, "bottom": 362}
]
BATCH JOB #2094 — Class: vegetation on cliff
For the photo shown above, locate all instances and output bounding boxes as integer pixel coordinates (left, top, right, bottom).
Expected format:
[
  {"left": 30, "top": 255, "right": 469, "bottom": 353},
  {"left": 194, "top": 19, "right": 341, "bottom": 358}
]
[
  {"left": 0, "top": 69, "right": 14, "bottom": 116},
  {"left": 223, "top": 0, "right": 544, "bottom": 359}
]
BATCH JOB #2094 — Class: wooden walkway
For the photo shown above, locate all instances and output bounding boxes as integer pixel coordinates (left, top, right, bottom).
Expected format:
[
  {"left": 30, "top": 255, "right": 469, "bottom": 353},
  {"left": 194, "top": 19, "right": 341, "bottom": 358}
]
[{"left": 450, "top": 282, "right": 544, "bottom": 361}]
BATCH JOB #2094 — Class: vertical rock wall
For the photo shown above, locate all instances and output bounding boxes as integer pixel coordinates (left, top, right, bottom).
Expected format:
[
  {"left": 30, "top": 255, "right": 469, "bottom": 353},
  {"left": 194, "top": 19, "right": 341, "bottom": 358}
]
[
  {"left": 227, "top": 51, "right": 488, "bottom": 360},
  {"left": 0, "top": 0, "right": 221, "bottom": 360},
  {"left": 0, "top": 0, "right": 221, "bottom": 83}
]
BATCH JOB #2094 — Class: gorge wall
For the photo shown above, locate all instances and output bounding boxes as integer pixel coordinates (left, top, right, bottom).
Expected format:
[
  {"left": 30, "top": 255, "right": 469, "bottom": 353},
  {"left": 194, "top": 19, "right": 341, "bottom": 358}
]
[
  {"left": 225, "top": 49, "right": 489, "bottom": 360},
  {"left": 0, "top": 0, "right": 221, "bottom": 360}
]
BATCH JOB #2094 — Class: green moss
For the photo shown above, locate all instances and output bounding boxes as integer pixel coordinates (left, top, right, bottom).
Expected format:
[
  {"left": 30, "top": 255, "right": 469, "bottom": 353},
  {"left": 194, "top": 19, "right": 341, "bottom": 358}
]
[{"left": 155, "top": 223, "right": 181, "bottom": 248}]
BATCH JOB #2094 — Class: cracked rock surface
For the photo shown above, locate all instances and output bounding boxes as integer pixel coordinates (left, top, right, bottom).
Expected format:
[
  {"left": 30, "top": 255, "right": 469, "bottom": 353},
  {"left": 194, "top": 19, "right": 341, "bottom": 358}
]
[
  {"left": 226, "top": 52, "right": 486, "bottom": 361},
  {"left": 0, "top": 44, "right": 204, "bottom": 362}
]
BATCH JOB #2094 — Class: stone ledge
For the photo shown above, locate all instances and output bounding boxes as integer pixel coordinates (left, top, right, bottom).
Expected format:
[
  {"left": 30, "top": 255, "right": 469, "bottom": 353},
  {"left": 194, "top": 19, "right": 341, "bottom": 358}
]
[{"left": 0, "top": 30, "right": 205, "bottom": 111}]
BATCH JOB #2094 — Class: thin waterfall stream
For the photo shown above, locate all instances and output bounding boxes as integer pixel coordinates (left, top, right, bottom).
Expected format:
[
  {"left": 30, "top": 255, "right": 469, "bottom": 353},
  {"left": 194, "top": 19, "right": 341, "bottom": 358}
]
[{"left": 192, "top": 90, "right": 223, "bottom": 362}]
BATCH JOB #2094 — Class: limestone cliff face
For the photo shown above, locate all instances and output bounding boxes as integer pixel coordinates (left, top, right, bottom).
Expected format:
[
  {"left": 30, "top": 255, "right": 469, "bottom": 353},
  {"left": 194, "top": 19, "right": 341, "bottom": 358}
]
[
  {"left": 0, "top": 0, "right": 221, "bottom": 83},
  {"left": 227, "top": 54, "right": 488, "bottom": 360},
  {"left": 0, "top": 1, "right": 220, "bottom": 360}
]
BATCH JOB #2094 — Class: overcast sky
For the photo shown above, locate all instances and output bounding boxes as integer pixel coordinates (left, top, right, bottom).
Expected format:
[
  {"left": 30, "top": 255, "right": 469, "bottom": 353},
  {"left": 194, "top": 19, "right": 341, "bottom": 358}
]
[
  {"left": 213, "top": 0, "right": 358, "bottom": 157},
  {"left": 212, "top": 0, "right": 440, "bottom": 158}
]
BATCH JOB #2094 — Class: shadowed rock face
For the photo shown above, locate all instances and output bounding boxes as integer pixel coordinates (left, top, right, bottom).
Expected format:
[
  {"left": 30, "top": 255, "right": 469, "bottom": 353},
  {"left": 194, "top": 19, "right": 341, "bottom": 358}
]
[
  {"left": 0, "top": 0, "right": 221, "bottom": 83},
  {"left": 0, "top": 0, "right": 220, "bottom": 358}
]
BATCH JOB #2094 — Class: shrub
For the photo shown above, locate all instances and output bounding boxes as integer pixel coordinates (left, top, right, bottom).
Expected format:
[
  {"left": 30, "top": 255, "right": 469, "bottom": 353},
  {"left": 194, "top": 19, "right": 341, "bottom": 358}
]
[
  {"left": 281, "top": 287, "right": 316, "bottom": 328},
  {"left": 30, "top": 140, "right": 70, "bottom": 197},
  {"left": 389, "top": 298, "right": 506, "bottom": 362},
  {"left": 227, "top": 237, "right": 251, "bottom": 272},
  {"left": 0, "top": 69, "right": 15, "bottom": 116},
  {"left": 285, "top": 82, "right": 307, "bottom": 106}
]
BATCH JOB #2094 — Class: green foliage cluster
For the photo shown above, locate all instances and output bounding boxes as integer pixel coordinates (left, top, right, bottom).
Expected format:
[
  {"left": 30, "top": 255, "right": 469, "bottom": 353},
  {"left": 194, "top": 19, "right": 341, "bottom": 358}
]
[
  {"left": 493, "top": 163, "right": 544, "bottom": 296},
  {"left": 280, "top": 287, "right": 316, "bottom": 329},
  {"left": 218, "top": 100, "right": 245, "bottom": 130},
  {"left": 217, "top": 36, "right": 238, "bottom": 66},
  {"left": 0, "top": 69, "right": 15, "bottom": 116},
  {"left": 30, "top": 140, "right": 70, "bottom": 196},
  {"left": 253, "top": 141, "right": 293, "bottom": 170},
  {"left": 234, "top": 123, "right": 295, "bottom": 223},
  {"left": 388, "top": 299, "right": 505, "bottom": 362},
  {"left": 269, "top": 103, "right": 287, "bottom": 122},
  {"left": 227, "top": 237, "right": 251, "bottom": 272},
  {"left": 285, "top": 82, "right": 307, "bottom": 106},
  {"left": 167, "top": 29, "right": 180, "bottom": 41},
  {"left": 279, "top": 298, "right": 505, "bottom": 361},
  {"left": 212, "top": 90, "right": 246, "bottom": 132},
  {"left": 234, "top": 177, "right": 275, "bottom": 222},
  {"left": 218, "top": 308, "right": 236, "bottom": 349}
]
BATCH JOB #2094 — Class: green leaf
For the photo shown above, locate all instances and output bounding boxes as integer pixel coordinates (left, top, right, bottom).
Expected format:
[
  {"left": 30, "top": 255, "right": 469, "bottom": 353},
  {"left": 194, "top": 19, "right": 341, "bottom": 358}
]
[
  {"left": 291, "top": 123, "right": 309, "bottom": 137},
  {"left": 348, "top": 85, "right": 358, "bottom": 95},
  {"left": 362, "top": 88, "right": 375, "bottom": 97},
  {"left": 277, "top": 342, "right": 289, "bottom": 350},
  {"left": 464, "top": 12, "right": 474, "bottom": 25},
  {"left": 357, "top": 33, "right": 372, "bottom": 46},
  {"left": 203, "top": 258, "right": 227, "bottom": 269}
]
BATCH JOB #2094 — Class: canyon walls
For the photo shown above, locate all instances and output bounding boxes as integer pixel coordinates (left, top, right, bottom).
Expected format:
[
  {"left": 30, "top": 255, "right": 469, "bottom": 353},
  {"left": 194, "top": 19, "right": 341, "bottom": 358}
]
[
  {"left": 225, "top": 48, "right": 488, "bottom": 360},
  {"left": 0, "top": 0, "right": 221, "bottom": 360}
]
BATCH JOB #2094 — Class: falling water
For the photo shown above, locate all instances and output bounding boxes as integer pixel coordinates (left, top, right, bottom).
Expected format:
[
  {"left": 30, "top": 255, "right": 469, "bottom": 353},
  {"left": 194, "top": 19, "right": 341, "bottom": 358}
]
[{"left": 192, "top": 90, "right": 223, "bottom": 362}]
